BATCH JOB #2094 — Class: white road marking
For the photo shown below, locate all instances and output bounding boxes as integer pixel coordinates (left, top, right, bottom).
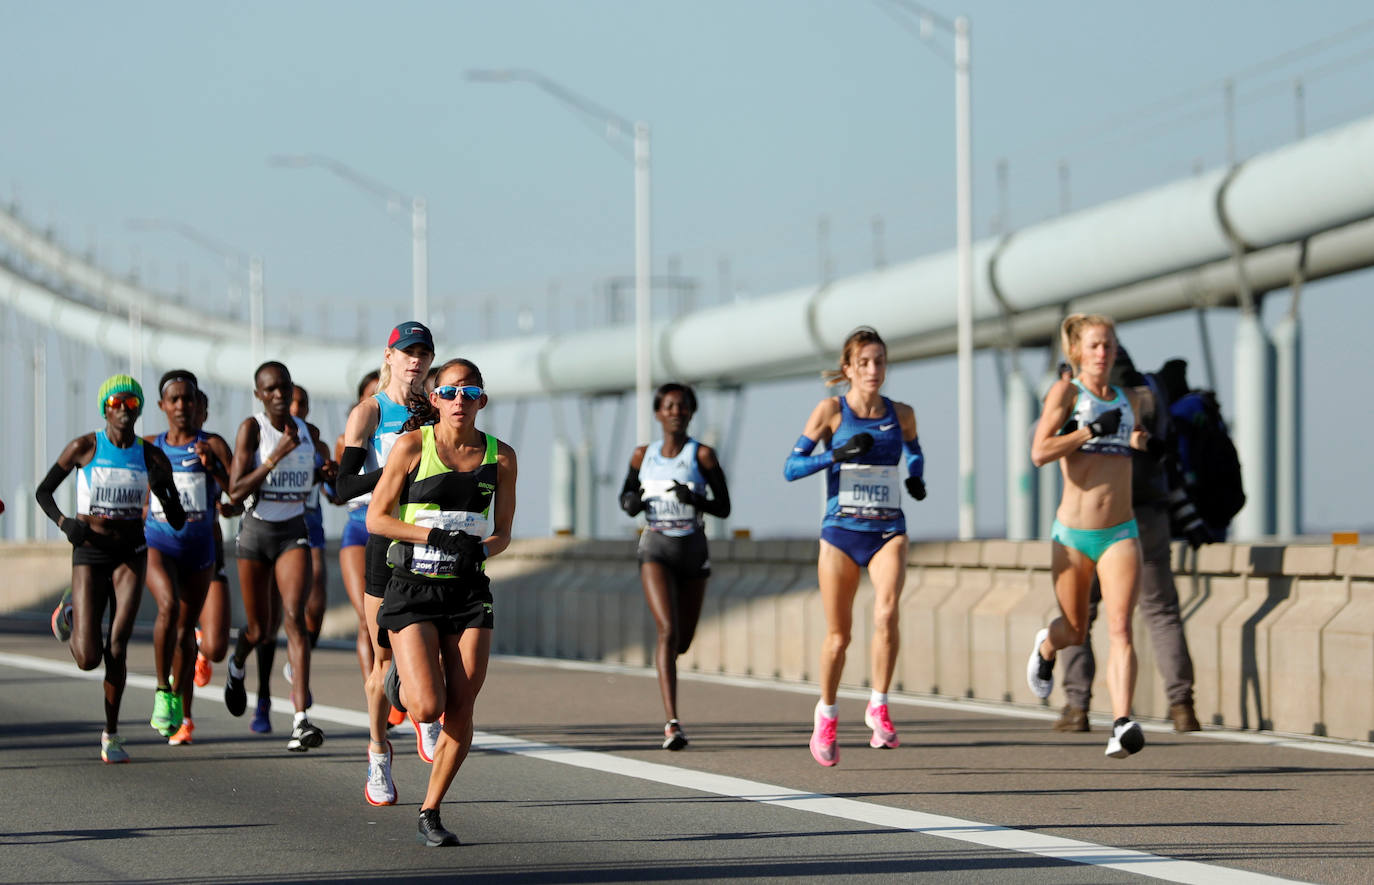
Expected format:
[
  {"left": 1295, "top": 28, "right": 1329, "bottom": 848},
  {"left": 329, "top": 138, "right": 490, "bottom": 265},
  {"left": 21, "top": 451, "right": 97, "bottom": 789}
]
[{"left": 1, "top": 650, "right": 1310, "bottom": 882}]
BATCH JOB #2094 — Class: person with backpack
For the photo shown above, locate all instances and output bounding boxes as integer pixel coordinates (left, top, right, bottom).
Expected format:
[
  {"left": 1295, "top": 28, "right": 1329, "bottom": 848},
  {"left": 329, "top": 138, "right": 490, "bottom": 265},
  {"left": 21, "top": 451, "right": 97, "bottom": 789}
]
[{"left": 1051, "top": 349, "right": 1206, "bottom": 735}]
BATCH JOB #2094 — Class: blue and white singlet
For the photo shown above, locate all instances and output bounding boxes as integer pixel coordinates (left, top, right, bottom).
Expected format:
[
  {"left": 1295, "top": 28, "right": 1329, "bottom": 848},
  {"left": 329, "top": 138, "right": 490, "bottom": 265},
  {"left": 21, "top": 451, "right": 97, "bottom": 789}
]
[
  {"left": 77, "top": 432, "right": 149, "bottom": 521},
  {"left": 640, "top": 438, "right": 707, "bottom": 538},
  {"left": 1065, "top": 380, "right": 1134, "bottom": 457},
  {"left": 145, "top": 431, "right": 217, "bottom": 551},
  {"left": 822, "top": 397, "right": 905, "bottom": 535}
]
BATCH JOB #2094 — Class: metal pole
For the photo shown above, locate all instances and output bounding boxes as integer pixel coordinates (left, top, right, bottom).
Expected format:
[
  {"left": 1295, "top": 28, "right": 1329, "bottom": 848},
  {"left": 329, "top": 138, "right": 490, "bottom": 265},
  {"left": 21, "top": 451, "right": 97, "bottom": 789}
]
[
  {"left": 249, "top": 256, "right": 264, "bottom": 366},
  {"left": 634, "top": 122, "right": 653, "bottom": 447},
  {"left": 412, "top": 196, "right": 428, "bottom": 324},
  {"left": 955, "top": 15, "right": 976, "bottom": 540}
]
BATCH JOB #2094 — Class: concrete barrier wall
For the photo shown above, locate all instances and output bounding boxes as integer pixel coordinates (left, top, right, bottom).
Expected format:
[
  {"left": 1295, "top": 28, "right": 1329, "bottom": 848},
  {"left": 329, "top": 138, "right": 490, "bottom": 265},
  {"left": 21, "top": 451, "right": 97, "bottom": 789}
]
[
  {"left": 483, "top": 537, "right": 1374, "bottom": 744},
  {"left": 5, "top": 537, "right": 1371, "bottom": 742}
]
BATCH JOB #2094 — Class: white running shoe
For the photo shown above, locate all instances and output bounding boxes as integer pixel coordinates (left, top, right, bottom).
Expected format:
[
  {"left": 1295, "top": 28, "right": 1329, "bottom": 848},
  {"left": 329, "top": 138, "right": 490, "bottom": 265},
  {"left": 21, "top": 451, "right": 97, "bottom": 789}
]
[
  {"left": 365, "top": 740, "right": 398, "bottom": 806},
  {"left": 1105, "top": 719, "right": 1146, "bottom": 758},
  {"left": 1026, "top": 627, "right": 1054, "bottom": 699},
  {"left": 414, "top": 717, "right": 443, "bottom": 763}
]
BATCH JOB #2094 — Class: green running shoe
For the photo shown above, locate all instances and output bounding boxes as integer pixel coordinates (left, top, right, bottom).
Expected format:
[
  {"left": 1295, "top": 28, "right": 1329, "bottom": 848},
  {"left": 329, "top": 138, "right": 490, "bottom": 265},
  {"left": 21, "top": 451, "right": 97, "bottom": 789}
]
[{"left": 151, "top": 689, "right": 183, "bottom": 736}]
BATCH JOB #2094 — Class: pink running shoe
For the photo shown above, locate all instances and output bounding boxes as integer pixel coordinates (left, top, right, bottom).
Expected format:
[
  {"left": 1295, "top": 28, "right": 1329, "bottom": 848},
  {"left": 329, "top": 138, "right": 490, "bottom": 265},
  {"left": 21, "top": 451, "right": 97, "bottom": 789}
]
[
  {"left": 864, "top": 702, "right": 900, "bottom": 749},
  {"left": 809, "top": 705, "right": 839, "bottom": 767}
]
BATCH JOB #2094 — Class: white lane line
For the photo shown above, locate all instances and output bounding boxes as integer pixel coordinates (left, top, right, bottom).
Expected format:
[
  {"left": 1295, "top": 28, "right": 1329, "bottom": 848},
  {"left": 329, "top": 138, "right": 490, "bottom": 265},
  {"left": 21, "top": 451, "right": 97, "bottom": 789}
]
[
  {"left": 495, "top": 653, "right": 1374, "bottom": 760},
  {"left": 2, "top": 651, "right": 1303, "bottom": 884}
]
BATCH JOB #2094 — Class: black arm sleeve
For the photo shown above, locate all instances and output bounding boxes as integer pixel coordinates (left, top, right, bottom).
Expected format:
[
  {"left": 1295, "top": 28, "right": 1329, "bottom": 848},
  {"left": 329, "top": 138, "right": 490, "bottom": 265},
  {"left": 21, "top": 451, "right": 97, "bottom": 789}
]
[
  {"left": 620, "top": 465, "right": 641, "bottom": 497},
  {"left": 618, "top": 465, "right": 645, "bottom": 516},
  {"left": 334, "top": 446, "right": 383, "bottom": 502},
  {"left": 695, "top": 463, "right": 731, "bottom": 519},
  {"left": 35, "top": 463, "right": 71, "bottom": 527}
]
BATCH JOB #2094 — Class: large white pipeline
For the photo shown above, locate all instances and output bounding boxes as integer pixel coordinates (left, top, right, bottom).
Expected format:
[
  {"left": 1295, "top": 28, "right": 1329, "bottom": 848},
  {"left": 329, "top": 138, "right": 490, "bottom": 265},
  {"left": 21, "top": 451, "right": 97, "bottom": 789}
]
[{"left": 4, "top": 114, "right": 1374, "bottom": 399}]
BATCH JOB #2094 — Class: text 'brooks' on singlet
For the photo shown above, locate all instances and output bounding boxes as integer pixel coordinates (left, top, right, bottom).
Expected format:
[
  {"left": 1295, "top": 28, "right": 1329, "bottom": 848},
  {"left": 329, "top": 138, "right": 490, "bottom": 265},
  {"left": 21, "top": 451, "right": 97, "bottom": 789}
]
[
  {"left": 823, "top": 396, "right": 905, "bottom": 534},
  {"left": 1066, "top": 380, "right": 1135, "bottom": 457},
  {"left": 393, "top": 426, "right": 499, "bottom": 580},
  {"left": 639, "top": 438, "right": 707, "bottom": 537},
  {"left": 247, "top": 414, "right": 314, "bottom": 522},
  {"left": 78, "top": 431, "right": 148, "bottom": 520},
  {"left": 146, "top": 431, "right": 217, "bottom": 540}
]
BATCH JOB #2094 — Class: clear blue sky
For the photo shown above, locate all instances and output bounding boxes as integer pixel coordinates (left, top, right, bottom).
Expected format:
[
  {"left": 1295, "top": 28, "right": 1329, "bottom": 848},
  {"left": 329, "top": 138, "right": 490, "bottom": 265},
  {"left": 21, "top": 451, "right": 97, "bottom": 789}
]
[{"left": 3, "top": 1, "right": 1371, "bottom": 538}]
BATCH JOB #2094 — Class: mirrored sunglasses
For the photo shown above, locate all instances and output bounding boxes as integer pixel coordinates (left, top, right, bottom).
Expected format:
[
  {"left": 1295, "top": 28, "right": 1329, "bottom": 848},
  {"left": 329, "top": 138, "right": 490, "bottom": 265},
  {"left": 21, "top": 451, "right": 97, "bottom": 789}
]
[
  {"left": 434, "top": 385, "right": 483, "bottom": 401},
  {"left": 105, "top": 393, "right": 143, "bottom": 411}
]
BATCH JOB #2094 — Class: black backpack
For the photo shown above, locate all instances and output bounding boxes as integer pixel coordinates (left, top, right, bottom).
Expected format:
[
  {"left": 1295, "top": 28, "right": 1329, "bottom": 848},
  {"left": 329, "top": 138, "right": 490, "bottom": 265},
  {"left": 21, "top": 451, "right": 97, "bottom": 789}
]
[{"left": 1168, "top": 390, "right": 1246, "bottom": 539}]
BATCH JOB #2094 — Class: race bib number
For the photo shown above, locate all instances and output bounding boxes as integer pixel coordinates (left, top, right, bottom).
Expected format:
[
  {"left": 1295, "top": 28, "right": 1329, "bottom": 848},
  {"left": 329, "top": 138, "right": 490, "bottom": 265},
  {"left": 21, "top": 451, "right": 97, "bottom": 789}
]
[
  {"left": 260, "top": 449, "right": 313, "bottom": 503},
  {"left": 151, "top": 471, "right": 209, "bottom": 522},
  {"left": 411, "top": 509, "right": 487, "bottom": 577},
  {"left": 836, "top": 464, "right": 901, "bottom": 519},
  {"left": 87, "top": 467, "right": 147, "bottom": 519},
  {"left": 642, "top": 479, "right": 699, "bottom": 532}
]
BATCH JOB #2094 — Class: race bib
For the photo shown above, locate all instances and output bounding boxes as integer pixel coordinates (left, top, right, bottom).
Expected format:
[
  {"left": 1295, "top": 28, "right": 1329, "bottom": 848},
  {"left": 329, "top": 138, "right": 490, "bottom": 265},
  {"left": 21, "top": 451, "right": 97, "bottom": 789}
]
[
  {"left": 836, "top": 463, "right": 901, "bottom": 519},
  {"left": 259, "top": 449, "right": 313, "bottom": 503},
  {"left": 151, "top": 471, "right": 209, "bottom": 522},
  {"left": 642, "top": 478, "right": 699, "bottom": 532},
  {"left": 87, "top": 467, "right": 147, "bottom": 519},
  {"left": 410, "top": 509, "right": 487, "bottom": 577}
]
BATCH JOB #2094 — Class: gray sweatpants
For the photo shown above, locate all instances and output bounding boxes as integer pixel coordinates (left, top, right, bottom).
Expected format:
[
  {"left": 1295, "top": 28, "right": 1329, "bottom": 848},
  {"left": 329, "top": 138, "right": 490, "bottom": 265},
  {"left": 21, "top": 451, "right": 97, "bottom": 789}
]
[{"left": 1060, "top": 503, "right": 1195, "bottom": 709}]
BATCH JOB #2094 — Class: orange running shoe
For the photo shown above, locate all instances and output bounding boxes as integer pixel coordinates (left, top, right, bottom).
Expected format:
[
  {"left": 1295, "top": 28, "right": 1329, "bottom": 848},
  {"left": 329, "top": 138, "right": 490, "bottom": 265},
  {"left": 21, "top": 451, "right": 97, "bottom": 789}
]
[
  {"left": 193, "top": 628, "right": 212, "bottom": 687},
  {"left": 387, "top": 705, "right": 406, "bottom": 727},
  {"left": 168, "top": 718, "right": 195, "bottom": 746}
]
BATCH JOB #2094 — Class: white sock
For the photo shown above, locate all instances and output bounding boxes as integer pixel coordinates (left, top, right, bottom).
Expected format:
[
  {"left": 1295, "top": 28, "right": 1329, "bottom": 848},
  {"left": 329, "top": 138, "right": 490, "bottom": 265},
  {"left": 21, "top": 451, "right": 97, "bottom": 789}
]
[
  {"left": 816, "top": 701, "right": 838, "bottom": 720},
  {"left": 870, "top": 691, "right": 888, "bottom": 708},
  {"left": 293, "top": 710, "right": 307, "bottom": 727},
  {"left": 228, "top": 658, "right": 245, "bottom": 679}
]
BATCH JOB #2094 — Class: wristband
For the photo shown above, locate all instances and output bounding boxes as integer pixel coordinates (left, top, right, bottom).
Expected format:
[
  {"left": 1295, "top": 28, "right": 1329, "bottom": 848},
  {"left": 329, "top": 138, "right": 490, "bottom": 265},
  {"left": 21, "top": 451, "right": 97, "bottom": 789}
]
[{"left": 263, "top": 457, "right": 277, "bottom": 471}]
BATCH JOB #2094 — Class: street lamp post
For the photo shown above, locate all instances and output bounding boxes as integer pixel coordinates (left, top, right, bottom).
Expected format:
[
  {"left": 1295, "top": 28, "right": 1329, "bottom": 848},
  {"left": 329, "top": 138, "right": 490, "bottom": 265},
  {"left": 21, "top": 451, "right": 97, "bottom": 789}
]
[
  {"left": 466, "top": 68, "right": 654, "bottom": 447},
  {"left": 883, "top": 1, "right": 976, "bottom": 540},
  {"left": 268, "top": 154, "right": 428, "bottom": 325},
  {"left": 127, "top": 218, "right": 265, "bottom": 365}
]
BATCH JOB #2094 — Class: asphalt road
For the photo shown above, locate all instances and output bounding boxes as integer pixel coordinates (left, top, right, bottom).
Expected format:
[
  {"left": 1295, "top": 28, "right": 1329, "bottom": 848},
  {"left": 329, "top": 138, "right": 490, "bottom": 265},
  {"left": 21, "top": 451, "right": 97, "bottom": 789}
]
[{"left": 1, "top": 617, "right": 1370, "bottom": 885}]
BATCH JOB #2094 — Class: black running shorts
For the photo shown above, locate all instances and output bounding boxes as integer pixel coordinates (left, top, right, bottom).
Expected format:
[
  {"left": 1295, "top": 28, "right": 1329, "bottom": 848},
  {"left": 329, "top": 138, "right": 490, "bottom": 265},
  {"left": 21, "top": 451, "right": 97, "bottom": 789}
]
[
  {"left": 375, "top": 571, "right": 493, "bottom": 648},
  {"left": 235, "top": 514, "right": 309, "bottom": 563},
  {"left": 364, "top": 533, "right": 391, "bottom": 599},
  {"left": 637, "top": 529, "right": 711, "bottom": 580}
]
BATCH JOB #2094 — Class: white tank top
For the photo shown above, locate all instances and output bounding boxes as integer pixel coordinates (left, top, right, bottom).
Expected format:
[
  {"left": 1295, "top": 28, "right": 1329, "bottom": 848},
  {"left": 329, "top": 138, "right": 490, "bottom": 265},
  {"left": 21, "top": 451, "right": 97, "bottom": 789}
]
[{"left": 247, "top": 413, "right": 315, "bottom": 522}]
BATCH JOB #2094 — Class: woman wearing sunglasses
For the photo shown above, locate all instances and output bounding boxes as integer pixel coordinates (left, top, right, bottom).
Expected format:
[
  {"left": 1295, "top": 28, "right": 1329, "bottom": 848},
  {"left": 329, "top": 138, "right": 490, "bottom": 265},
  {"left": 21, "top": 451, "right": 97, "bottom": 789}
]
[
  {"left": 142, "top": 370, "right": 235, "bottom": 746},
  {"left": 226, "top": 360, "right": 335, "bottom": 752},
  {"left": 36, "top": 374, "right": 187, "bottom": 763},
  {"left": 334, "top": 323, "right": 439, "bottom": 806},
  {"left": 618, "top": 382, "right": 731, "bottom": 751},
  {"left": 368, "top": 360, "right": 516, "bottom": 847}
]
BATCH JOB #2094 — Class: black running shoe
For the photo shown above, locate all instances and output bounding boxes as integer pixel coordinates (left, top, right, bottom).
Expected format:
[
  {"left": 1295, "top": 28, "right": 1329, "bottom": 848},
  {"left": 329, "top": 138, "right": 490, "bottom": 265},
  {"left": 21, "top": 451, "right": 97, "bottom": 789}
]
[
  {"left": 417, "top": 808, "right": 459, "bottom": 847},
  {"left": 384, "top": 660, "right": 406, "bottom": 714},
  {"left": 287, "top": 718, "right": 325, "bottom": 752},
  {"left": 662, "top": 720, "right": 689, "bottom": 751},
  {"left": 1105, "top": 719, "right": 1145, "bottom": 758},
  {"left": 224, "top": 661, "right": 247, "bottom": 717}
]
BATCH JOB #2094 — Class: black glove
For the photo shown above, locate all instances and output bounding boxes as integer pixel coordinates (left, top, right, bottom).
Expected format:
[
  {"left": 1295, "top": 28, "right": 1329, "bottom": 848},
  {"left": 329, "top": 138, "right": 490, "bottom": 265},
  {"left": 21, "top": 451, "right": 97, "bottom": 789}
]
[
  {"left": 619, "top": 489, "right": 645, "bottom": 516},
  {"left": 60, "top": 517, "right": 89, "bottom": 547},
  {"left": 669, "top": 481, "right": 702, "bottom": 506},
  {"left": 904, "top": 477, "right": 927, "bottom": 501},
  {"left": 427, "top": 528, "right": 486, "bottom": 573},
  {"left": 1059, "top": 418, "right": 1079, "bottom": 435},
  {"left": 831, "top": 432, "right": 873, "bottom": 463},
  {"left": 1087, "top": 409, "right": 1122, "bottom": 438}
]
